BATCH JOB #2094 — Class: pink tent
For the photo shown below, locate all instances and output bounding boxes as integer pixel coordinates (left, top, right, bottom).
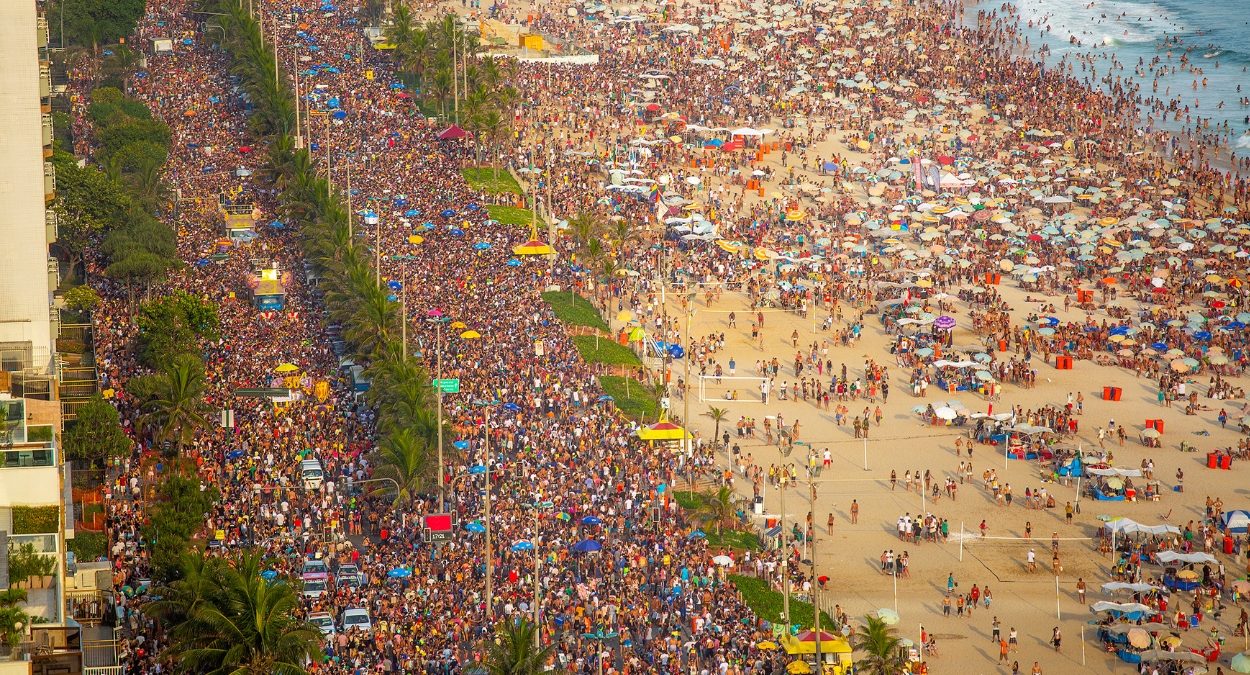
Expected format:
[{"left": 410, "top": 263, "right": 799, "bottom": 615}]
[{"left": 437, "top": 125, "right": 469, "bottom": 140}]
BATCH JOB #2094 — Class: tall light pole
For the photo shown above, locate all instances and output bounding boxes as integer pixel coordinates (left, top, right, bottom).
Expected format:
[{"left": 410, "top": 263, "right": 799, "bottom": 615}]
[
  {"left": 522, "top": 501, "right": 553, "bottom": 648},
  {"left": 427, "top": 313, "right": 449, "bottom": 511},
  {"left": 780, "top": 474, "right": 790, "bottom": 629},
  {"left": 483, "top": 403, "right": 493, "bottom": 618}
]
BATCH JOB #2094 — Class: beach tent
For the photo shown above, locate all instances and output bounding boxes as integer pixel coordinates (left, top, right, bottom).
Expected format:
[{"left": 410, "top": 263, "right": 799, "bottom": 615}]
[
  {"left": 437, "top": 125, "right": 469, "bottom": 140},
  {"left": 1223, "top": 509, "right": 1250, "bottom": 533},
  {"left": 1155, "top": 551, "right": 1217, "bottom": 565}
]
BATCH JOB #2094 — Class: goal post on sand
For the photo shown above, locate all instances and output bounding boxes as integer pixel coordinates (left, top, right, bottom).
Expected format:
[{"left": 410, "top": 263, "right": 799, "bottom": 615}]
[{"left": 697, "top": 375, "right": 771, "bottom": 403}]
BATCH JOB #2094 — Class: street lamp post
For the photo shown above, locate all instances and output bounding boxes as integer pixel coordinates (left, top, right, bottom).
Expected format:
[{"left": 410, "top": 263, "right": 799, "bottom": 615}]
[
  {"left": 426, "top": 314, "right": 449, "bottom": 511},
  {"left": 581, "top": 628, "right": 618, "bottom": 675},
  {"left": 522, "top": 500, "right": 553, "bottom": 649}
]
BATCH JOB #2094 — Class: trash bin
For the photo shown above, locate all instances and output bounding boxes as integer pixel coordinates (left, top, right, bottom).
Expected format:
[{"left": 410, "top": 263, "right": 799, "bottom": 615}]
[
  {"left": 1225, "top": 536, "right": 1235, "bottom": 554},
  {"left": 1208, "top": 453, "right": 1219, "bottom": 469},
  {"left": 1221, "top": 455, "right": 1232, "bottom": 470},
  {"left": 1112, "top": 388, "right": 1123, "bottom": 401},
  {"left": 1103, "top": 386, "right": 1113, "bottom": 400},
  {"left": 1145, "top": 419, "right": 1156, "bottom": 429},
  {"left": 1153, "top": 420, "right": 1164, "bottom": 434}
]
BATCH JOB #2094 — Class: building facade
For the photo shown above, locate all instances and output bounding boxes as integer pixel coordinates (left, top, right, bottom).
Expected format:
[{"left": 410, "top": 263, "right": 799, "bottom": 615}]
[{"left": 0, "top": 2, "right": 58, "bottom": 380}]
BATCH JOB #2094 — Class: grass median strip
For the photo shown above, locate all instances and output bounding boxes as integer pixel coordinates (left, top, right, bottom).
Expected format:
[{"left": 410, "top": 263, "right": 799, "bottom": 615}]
[
  {"left": 486, "top": 205, "right": 535, "bottom": 227},
  {"left": 598, "top": 375, "right": 658, "bottom": 420},
  {"left": 572, "top": 335, "right": 640, "bottom": 366},
  {"left": 462, "top": 168, "right": 522, "bottom": 195},
  {"left": 542, "top": 292, "right": 609, "bottom": 331},
  {"left": 729, "top": 574, "right": 834, "bottom": 630}
]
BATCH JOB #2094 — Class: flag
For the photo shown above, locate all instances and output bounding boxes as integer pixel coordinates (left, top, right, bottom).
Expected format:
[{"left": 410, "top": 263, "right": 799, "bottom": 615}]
[{"left": 649, "top": 184, "right": 661, "bottom": 202}]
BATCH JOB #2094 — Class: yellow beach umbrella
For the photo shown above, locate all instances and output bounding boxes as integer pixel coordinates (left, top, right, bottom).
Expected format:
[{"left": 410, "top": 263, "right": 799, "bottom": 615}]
[
  {"left": 450, "top": 321, "right": 467, "bottom": 329},
  {"left": 617, "top": 310, "right": 634, "bottom": 322},
  {"left": 408, "top": 235, "right": 424, "bottom": 244},
  {"left": 460, "top": 330, "right": 482, "bottom": 339},
  {"left": 275, "top": 363, "right": 299, "bottom": 373}
]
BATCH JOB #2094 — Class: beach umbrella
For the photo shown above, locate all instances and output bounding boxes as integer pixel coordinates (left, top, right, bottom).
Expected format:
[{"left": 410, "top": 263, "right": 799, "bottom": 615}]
[
  {"left": 712, "top": 555, "right": 734, "bottom": 566},
  {"left": 1230, "top": 653, "right": 1250, "bottom": 674},
  {"left": 934, "top": 315, "right": 956, "bottom": 329},
  {"left": 511, "top": 541, "right": 535, "bottom": 552},
  {"left": 465, "top": 522, "right": 486, "bottom": 533},
  {"left": 687, "top": 531, "right": 707, "bottom": 539},
  {"left": 581, "top": 516, "right": 602, "bottom": 526},
  {"left": 388, "top": 567, "right": 412, "bottom": 578},
  {"left": 571, "top": 539, "right": 603, "bottom": 553},
  {"left": 1126, "top": 628, "right": 1151, "bottom": 648},
  {"left": 876, "top": 608, "right": 900, "bottom": 625},
  {"left": 473, "top": 242, "right": 491, "bottom": 250},
  {"left": 440, "top": 209, "right": 456, "bottom": 217}
]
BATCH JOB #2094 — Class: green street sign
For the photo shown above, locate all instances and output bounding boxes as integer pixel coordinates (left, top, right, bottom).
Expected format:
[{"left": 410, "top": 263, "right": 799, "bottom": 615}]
[{"left": 433, "top": 379, "right": 460, "bottom": 393}]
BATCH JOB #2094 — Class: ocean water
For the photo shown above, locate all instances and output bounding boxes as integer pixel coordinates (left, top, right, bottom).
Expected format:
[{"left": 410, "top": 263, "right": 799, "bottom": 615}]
[{"left": 965, "top": 0, "right": 1250, "bottom": 149}]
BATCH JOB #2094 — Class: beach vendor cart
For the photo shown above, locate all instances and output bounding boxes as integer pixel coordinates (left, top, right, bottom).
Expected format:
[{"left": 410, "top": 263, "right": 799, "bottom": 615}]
[{"left": 780, "top": 631, "right": 853, "bottom": 675}]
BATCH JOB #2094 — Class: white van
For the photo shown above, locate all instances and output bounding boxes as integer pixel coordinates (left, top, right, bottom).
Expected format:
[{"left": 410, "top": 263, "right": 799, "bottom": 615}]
[{"left": 300, "top": 459, "right": 324, "bottom": 490}]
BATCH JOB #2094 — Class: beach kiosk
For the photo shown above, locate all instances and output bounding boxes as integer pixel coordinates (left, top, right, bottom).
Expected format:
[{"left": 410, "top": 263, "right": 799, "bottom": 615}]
[
  {"left": 781, "top": 631, "right": 852, "bottom": 675},
  {"left": 246, "top": 261, "right": 290, "bottom": 311}
]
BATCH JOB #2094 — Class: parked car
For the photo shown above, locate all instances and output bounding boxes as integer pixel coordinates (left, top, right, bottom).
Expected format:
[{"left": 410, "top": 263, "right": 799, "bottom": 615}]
[
  {"left": 336, "top": 563, "right": 362, "bottom": 588},
  {"left": 302, "top": 578, "right": 331, "bottom": 599},
  {"left": 308, "top": 611, "right": 336, "bottom": 636},
  {"left": 301, "top": 559, "right": 330, "bottom": 581},
  {"left": 340, "top": 607, "right": 372, "bottom": 633}
]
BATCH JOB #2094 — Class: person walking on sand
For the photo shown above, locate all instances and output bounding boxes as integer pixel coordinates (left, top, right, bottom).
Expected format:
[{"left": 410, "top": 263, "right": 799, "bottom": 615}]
[{"left": 1051, "top": 627, "right": 1062, "bottom": 652}]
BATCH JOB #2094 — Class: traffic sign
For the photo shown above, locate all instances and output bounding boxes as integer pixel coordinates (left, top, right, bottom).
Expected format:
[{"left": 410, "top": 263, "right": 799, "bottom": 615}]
[{"left": 433, "top": 379, "right": 460, "bottom": 393}]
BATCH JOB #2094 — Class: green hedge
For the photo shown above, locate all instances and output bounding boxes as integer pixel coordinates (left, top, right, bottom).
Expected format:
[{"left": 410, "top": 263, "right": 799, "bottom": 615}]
[
  {"left": 12, "top": 505, "right": 60, "bottom": 534},
  {"left": 729, "top": 574, "right": 833, "bottom": 631},
  {"left": 68, "top": 531, "right": 107, "bottom": 561}
]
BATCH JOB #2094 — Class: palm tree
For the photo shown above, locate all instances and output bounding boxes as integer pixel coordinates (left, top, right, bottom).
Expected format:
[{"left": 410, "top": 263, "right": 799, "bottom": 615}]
[
  {"left": 141, "top": 359, "right": 214, "bottom": 455},
  {"left": 105, "top": 44, "right": 143, "bottom": 93},
  {"left": 144, "top": 551, "right": 226, "bottom": 627},
  {"left": 371, "top": 429, "right": 430, "bottom": 505},
  {"left": 609, "top": 219, "right": 638, "bottom": 257},
  {"left": 0, "top": 588, "right": 28, "bottom": 660},
  {"left": 477, "top": 108, "right": 509, "bottom": 182},
  {"left": 345, "top": 289, "right": 398, "bottom": 357},
  {"left": 427, "top": 69, "right": 453, "bottom": 120},
  {"left": 703, "top": 406, "right": 729, "bottom": 449},
  {"left": 568, "top": 209, "right": 604, "bottom": 250},
  {"left": 696, "top": 484, "right": 738, "bottom": 535},
  {"left": 472, "top": 619, "right": 559, "bottom": 675},
  {"left": 852, "top": 615, "right": 907, "bottom": 675},
  {"left": 164, "top": 551, "right": 324, "bottom": 675},
  {"left": 384, "top": 2, "right": 415, "bottom": 55}
]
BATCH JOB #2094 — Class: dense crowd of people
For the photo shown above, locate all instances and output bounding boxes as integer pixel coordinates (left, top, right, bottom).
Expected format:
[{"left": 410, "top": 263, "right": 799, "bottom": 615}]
[{"left": 63, "top": 0, "right": 1250, "bottom": 672}]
